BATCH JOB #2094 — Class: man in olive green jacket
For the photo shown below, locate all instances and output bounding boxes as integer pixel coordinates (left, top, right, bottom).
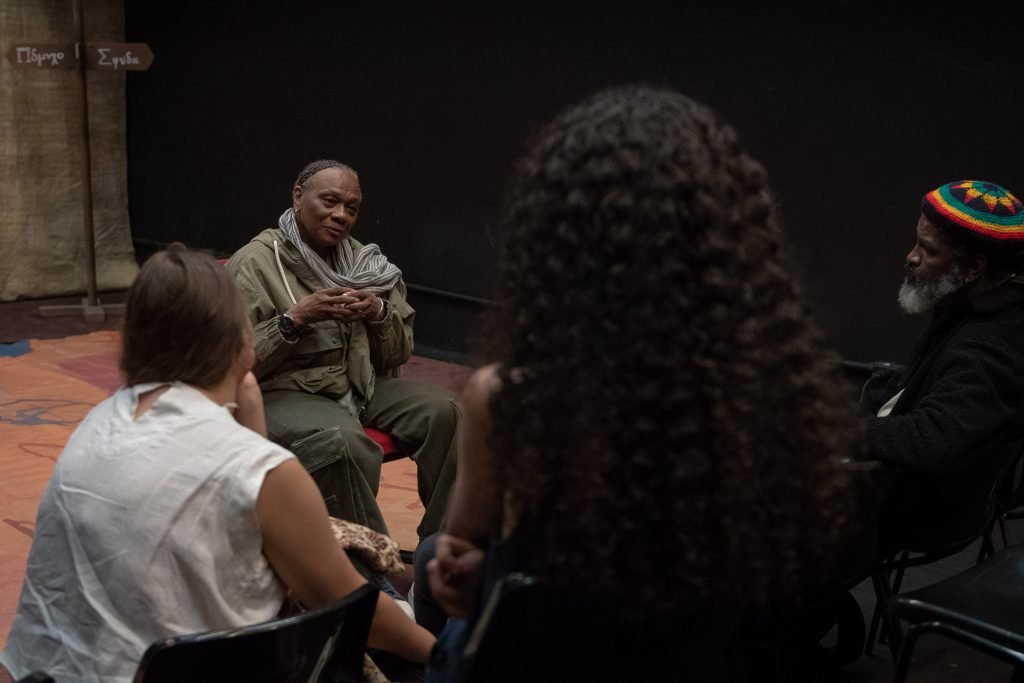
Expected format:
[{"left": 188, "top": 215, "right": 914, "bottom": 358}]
[{"left": 228, "top": 160, "right": 456, "bottom": 543}]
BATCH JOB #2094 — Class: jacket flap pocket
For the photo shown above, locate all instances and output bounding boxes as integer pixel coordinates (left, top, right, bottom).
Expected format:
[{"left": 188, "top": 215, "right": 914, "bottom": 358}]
[{"left": 290, "top": 426, "right": 346, "bottom": 473}]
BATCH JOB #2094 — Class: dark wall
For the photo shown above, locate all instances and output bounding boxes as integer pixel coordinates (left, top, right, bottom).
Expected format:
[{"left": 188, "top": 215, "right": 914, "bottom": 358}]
[{"left": 125, "top": 3, "right": 1024, "bottom": 362}]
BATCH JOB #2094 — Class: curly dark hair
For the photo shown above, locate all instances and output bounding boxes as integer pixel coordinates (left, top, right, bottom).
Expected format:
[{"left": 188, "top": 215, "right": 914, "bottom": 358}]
[{"left": 483, "top": 86, "right": 862, "bottom": 617}]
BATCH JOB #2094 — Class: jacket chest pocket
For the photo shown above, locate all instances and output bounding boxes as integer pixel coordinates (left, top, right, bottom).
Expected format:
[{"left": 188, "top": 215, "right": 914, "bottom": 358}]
[{"left": 292, "top": 324, "right": 348, "bottom": 369}]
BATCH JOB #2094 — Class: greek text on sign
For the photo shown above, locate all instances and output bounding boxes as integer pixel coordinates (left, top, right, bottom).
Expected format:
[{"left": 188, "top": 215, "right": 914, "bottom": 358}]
[
  {"left": 5, "top": 44, "right": 77, "bottom": 69},
  {"left": 85, "top": 43, "right": 154, "bottom": 71}
]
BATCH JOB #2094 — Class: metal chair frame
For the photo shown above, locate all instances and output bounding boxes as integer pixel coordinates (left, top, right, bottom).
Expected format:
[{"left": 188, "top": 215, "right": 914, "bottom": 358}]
[
  {"left": 887, "top": 547, "right": 1024, "bottom": 683},
  {"left": 892, "top": 621, "right": 1024, "bottom": 683},
  {"left": 865, "top": 532, "right": 996, "bottom": 660},
  {"left": 861, "top": 421, "right": 1024, "bottom": 661}
]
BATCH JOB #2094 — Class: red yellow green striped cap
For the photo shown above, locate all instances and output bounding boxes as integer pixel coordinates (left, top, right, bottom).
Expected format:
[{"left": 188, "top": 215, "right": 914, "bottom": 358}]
[{"left": 921, "top": 180, "right": 1024, "bottom": 248}]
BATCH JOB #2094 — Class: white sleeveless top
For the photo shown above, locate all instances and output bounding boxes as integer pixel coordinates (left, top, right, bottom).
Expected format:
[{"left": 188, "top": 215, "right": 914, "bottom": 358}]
[{"left": 0, "top": 383, "right": 295, "bottom": 682}]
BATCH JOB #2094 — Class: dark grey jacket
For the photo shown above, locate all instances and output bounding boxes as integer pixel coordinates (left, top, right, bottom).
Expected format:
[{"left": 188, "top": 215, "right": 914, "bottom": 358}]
[{"left": 863, "top": 281, "right": 1024, "bottom": 549}]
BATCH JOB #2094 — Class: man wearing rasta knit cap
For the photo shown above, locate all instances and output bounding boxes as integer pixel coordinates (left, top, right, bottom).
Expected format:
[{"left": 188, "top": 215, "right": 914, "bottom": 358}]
[{"left": 862, "top": 180, "right": 1024, "bottom": 550}]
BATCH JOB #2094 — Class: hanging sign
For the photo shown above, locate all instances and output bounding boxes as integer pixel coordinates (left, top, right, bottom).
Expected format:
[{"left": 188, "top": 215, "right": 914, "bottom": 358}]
[
  {"left": 5, "top": 43, "right": 154, "bottom": 71},
  {"left": 84, "top": 43, "right": 155, "bottom": 71},
  {"left": 5, "top": 44, "right": 77, "bottom": 69}
]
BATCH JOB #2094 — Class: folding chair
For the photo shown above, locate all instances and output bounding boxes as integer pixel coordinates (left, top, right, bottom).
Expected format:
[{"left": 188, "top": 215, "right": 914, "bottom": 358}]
[
  {"left": 455, "top": 573, "right": 743, "bottom": 683},
  {"left": 866, "top": 432, "right": 1024, "bottom": 660},
  {"left": 133, "top": 584, "right": 378, "bottom": 683},
  {"left": 887, "top": 546, "right": 1024, "bottom": 683}
]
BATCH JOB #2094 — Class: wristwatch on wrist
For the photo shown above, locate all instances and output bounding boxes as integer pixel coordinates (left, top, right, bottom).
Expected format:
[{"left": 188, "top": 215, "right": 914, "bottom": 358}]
[{"left": 278, "top": 313, "right": 301, "bottom": 341}]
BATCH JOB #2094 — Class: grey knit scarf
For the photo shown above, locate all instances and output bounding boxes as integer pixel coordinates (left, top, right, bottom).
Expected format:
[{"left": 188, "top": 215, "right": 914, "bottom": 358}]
[{"left": 278, "top": 208, "right": 404, "bottom": 296}]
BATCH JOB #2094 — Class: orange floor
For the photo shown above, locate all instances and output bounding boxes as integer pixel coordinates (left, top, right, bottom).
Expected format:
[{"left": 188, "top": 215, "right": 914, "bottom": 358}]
[{"left": 0, "top": 331, "right": 471, "bottom": 647}]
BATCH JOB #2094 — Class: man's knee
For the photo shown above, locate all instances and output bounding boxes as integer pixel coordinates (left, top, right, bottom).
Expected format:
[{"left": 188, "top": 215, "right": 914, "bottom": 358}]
[
  {"left": 379, "top": 382, "right": 457, "bottom": 440},
  {"left": 426, "top": 388, "right": 458, "bottom": 431},
  {"left": 409, "top": 383, "right": 458, "bottom": 433}
]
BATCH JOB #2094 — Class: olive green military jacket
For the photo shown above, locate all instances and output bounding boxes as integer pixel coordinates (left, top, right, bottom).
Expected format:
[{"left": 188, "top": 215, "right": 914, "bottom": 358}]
[{"left": 228, "top": 228, "right": 414, "bottom": 404}]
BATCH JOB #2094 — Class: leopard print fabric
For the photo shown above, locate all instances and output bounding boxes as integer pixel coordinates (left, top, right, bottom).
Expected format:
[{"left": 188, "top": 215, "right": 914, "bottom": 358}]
[{"left": 328, "top": 517, "right": 405, "bottom": 575}]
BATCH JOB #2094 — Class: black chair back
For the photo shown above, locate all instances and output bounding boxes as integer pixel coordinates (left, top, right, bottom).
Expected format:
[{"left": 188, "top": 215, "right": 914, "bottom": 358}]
[
  {"left": 456, "top": 573, "right": 742, "bottom": 683},
  {"left": 132, "top": 584, "right": 378, "bottom": 683}
]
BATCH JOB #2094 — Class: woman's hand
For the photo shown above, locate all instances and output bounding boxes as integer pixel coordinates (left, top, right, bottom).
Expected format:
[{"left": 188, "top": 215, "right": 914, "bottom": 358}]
[
  {"left": 288, "top": 287, "right": 382, "bottom": 326},
  {"left": 233, "top": 371, "right": 267, "bottom": 436},
  {"left": 426, "top": 534, "right": 485, "bottom": 618}
]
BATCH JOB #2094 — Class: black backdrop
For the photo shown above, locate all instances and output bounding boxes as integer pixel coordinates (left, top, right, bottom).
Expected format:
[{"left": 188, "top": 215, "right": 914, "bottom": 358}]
[{"left": 124, "top": 2, "right": 1024, "bottom": 362}]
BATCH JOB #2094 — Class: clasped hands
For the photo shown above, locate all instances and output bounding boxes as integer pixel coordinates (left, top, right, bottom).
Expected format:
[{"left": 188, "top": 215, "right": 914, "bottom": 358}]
[
  {"left": 289, "top": 287, "right": 385, "bottom": 326},
  {"left": 426, "top": 534, "right": 485, "bottom": 619}
]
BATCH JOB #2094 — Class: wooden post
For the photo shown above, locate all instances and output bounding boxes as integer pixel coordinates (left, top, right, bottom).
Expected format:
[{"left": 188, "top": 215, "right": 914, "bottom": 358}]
[
  {"left": 73, "top": 0, "right": 100, "bottom": 314},
  {"left": 38, "top": 0, "right": 121, "bottom": 321}
]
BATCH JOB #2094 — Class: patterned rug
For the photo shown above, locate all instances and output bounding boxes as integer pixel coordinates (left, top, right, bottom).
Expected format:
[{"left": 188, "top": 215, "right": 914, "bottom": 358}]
[{"left": 0, "top": 331, "right": 459, "bottom": 647}]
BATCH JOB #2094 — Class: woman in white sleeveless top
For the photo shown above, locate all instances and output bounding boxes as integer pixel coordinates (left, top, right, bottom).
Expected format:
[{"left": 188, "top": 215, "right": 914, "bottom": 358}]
[{"left": 0, "top": 244, "right": 434, "bottom": 682}]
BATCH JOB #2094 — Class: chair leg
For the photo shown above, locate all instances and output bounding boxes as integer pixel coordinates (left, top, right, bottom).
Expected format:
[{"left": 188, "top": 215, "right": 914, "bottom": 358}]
[
  {"left": 890, "top": 554, "right": 909, "bottom": 595},
  {"left": 885, "top": 611, "right": 904, "bottom": 661},
  {"left": 977, "top": 532, "right": 995, "bottom": 564},
  {"left": 892, "top": 624, "right": 925, "bottom": 683},
  {"left": 866, "top": 569, "right": 891, "bottom": 656},
  {"left": 998, "top": 515, "right": 1009, "bottom": 549},
  {"left": 865, "top": 606, "right": 880, "bottom": 655},
  {"left": 878, "top": 558, "right": 908, "bottom": 650},
  {"left": 867, "top": 565, "right": 903, "bottom": 660}
]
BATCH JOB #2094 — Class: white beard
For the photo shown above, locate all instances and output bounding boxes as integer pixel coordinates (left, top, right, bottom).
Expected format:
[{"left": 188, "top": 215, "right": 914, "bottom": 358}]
[{"left": 897, "top": 263, "right": 966, "bottom": 314}]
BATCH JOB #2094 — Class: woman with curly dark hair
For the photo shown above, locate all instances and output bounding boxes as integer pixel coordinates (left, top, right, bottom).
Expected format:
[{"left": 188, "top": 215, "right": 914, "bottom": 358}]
[{"left": 421, "top": 85, "right": 864, "bottom": 681}]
